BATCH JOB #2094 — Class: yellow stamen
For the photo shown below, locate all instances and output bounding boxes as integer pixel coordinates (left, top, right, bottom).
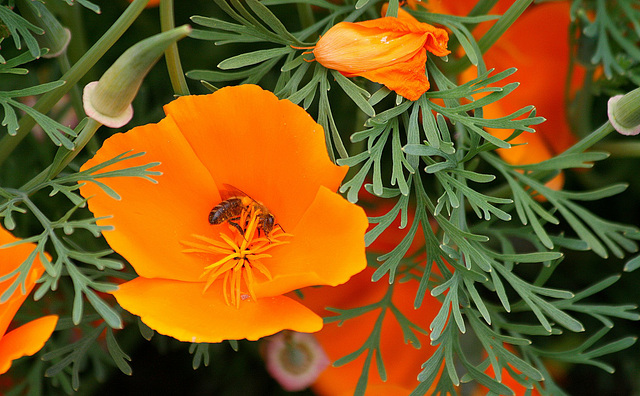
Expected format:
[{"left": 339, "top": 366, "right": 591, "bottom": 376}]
[{"left": 181, "top": 204, "right": 292, "bottom": 308}]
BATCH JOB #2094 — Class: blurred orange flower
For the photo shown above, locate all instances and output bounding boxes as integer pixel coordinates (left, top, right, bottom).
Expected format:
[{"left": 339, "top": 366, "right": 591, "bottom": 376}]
[
  {"left": 79, "top": 85, "right": 368, "bottom": 343},
  {"left": 0, "top": 227, "right": 58, "bottom": 375},
  {"left": 313, "top": 14, "right": 450, "bottom": 101},
  {"left": 300, "top": 267, "right": 442, "bottom": 395},
  {"left": 435, "top": 0, "right": 578, "bottom": 189}
]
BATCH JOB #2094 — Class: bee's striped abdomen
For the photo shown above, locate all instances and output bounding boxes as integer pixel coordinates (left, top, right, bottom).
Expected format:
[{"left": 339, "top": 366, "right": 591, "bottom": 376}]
[{"left": 209, "top": 197, "right": 244, "bottom": 224}]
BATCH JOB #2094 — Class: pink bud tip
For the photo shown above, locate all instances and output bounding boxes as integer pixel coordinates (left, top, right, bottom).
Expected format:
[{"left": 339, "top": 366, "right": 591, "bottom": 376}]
[{"left": 263, "top": 331, "right": 330, "bottom": 392}]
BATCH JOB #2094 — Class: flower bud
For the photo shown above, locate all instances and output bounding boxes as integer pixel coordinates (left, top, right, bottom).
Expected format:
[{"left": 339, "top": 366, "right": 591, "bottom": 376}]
[
  {"left": 608, "top": 87, "right": 640, "bottom": 136},
  {"left": 83, "top": 25, "right": 191, "bottom": 128},
  {"left": 16, "top": 0, "right": 71, "bottom": 58},
  {"left": 263, "top": 332, "right": 330, "bottom": 392},
  {"left": 313, "top": 9, "right": 449, "bottom": 101}
]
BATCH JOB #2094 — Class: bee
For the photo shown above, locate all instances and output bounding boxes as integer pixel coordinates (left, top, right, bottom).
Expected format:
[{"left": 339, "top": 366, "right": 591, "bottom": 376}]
[
  {"left": 209, "top": 184, "right": 278, "bottom": 238},
  {"left": 208, "top": 196, "right": 246, "bottom": 235}
]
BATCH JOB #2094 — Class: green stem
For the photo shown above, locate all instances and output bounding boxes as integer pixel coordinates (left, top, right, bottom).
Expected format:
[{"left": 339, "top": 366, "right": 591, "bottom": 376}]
[
  {"left": 21, "top": 118, "right": 102, "bottom": 192},
  {"left": 469, "top": 0, "right": 499, "bottom": 16},
  {"left": 520, "top": 121, "right": 615, "bottom": 186},
  {"left": 450, "top": 0, "right": 498, "bottom": 45},
  {"left": 592, "top": 141, "right": 640, "bottom": 158},
  {"left": 57, "top": 52, "right": 85, "bottom": 120},
  {"left": 568, "top": 67, "right": 595, "bottom": 138},
  {"left": 296, "top": 3, "right": 315, "bottom": 30},
  {"left": 448, "top": 0, "right": 533, "bottom": 74},
  {"left": 49, "top": 118, "right": 101, "bottom": 179},
  {"left": 0, "top": 0, "right": 149, "bottom": 166},
  {"left": 478, "top": 0, "right": 532, "bottom": 52},
  {"left": 562, "top": 121, "right": 614, "bottom": 156},
  {"left": 160, "top": 0, "right": 190, "bottom": 96},
  {"left": 479, "top": 122, "right": 616, "bottom": 201},
  {"left": 478, "top": 125, "right": 615, "bottom": 204}
]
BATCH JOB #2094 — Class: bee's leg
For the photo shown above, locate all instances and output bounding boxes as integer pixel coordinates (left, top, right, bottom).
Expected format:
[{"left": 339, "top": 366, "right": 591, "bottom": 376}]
[
  {"left": 228, "top": 219, "right": 246, "bottom": 237},
  {"left": 259, "top": 227, "right": 273, "bottom": 243}
]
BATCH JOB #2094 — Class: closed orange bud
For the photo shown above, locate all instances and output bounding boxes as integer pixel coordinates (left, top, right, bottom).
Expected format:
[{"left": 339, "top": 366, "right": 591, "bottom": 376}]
[{"left": 313, "top": 15, "right": 450, "bottom": 101}]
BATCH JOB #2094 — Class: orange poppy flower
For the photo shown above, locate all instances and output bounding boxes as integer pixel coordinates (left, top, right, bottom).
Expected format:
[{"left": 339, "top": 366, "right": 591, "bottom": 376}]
[
  {"left": 79, "top": 84, "right": 368, "bottom": 343},
  {"left": 313, "top": 13, "right": 450, "bottom": 101},
  {"left": 296, "top": 267, "right": 442, "bottom": 395},
  {"left": 0, "top": 227, "right": 58, "bottom": 375},
  {"left": 441, "top": 0, "right": 579, "bottom": 190}
]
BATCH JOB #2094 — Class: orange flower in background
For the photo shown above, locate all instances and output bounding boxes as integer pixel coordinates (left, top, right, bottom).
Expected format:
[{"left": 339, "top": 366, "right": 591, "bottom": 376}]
[
  {"left": 0, "top": 227, "right": 58, "bottom": 375},
  {"left": 298, "top": 267, "right": 443, "bottom": 395},
  {"left": 313, "top": 12, "right": 450, "bottom": 101},
  {"left": 79, "top": 85, "right": 368, "bottom": 343},
  {"left": 435, "top": 0, "right": 578, "bottom": 190}
]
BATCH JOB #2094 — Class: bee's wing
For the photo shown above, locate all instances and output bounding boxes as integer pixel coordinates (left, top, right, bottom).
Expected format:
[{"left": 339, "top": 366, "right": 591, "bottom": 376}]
[
  {"left": 219, "top": 183, "right": 254, "bottom": 201},
  {"left": 219, "top": 183, "right": 270, "bottom": 215}
]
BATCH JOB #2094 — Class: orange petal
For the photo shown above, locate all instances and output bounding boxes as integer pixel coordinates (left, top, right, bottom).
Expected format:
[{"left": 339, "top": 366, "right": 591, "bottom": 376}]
[
  {"left": 358, "top": 17, "right": 450, "bottom": 57},
  {"left": 377, "top": 9, "right": 451, "bottom": 57},
  {"left": 163, "top": 85, "right": 347, "bottom": 230},
  {"left": 314, "top": 21, "right": 429, "bottom": 73},
  {"left": 355, "top": 50, "right": 429, "bottom": 101},
  {"left": 254, "top": 186, "right": 368, "bottom": 298},
  {"left": 112, "top": 277, "right": 323, "bottom": 343},
  {"left": 0, "top": 315, "right": 58, "bottom": 375},
  {"left": 0, "top": 227, "right": 45, "bottom": 338},
  {"left": 79, "top": 116, "right": 220, "bottom": 282}
]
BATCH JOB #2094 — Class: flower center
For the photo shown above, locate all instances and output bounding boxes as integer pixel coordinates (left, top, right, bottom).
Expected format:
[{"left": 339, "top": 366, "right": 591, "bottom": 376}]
[{"left": 182, "top": 205, "right": 291, "bottom": 308}]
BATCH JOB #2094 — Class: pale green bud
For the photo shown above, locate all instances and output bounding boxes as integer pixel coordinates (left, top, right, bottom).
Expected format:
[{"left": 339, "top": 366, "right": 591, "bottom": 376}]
[
  {"left": 608, "top": 87, "right": 640, "bottom": 136},
  {"left": 83, "top": 25, "right": 192, "bottom": 128},
  {"left": 16, "top": 0, "right": 71, "bottom": 58}
]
